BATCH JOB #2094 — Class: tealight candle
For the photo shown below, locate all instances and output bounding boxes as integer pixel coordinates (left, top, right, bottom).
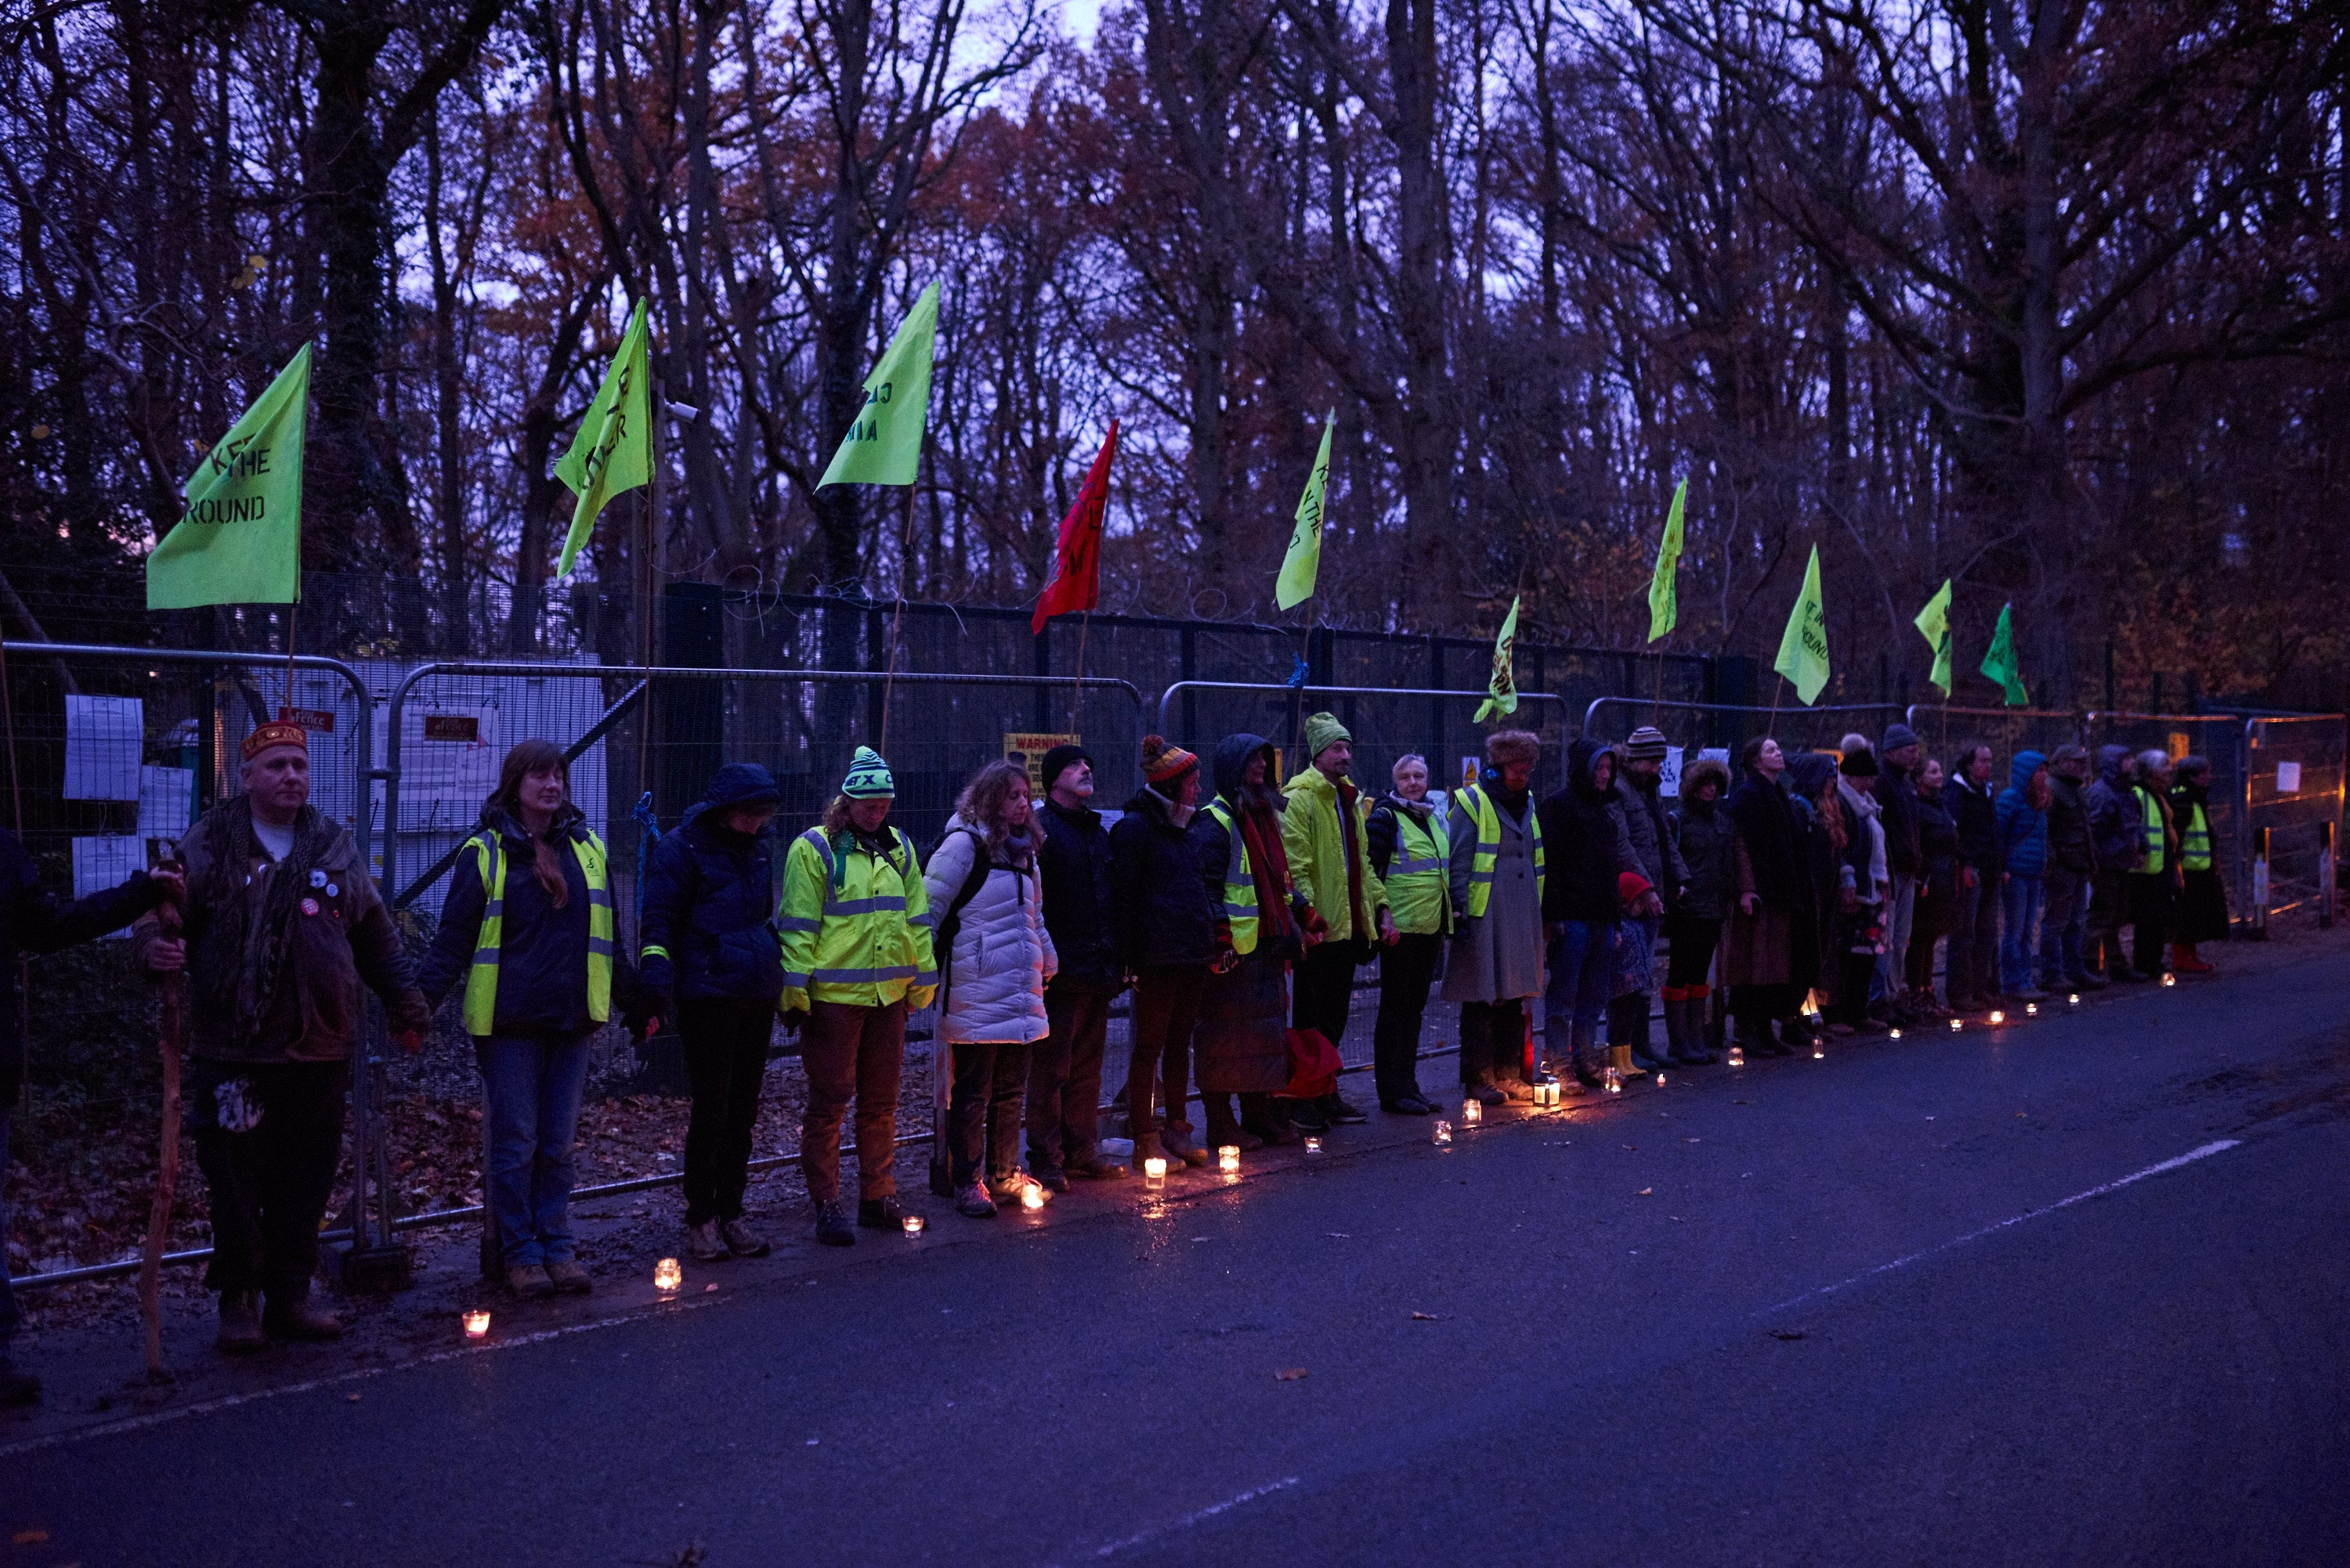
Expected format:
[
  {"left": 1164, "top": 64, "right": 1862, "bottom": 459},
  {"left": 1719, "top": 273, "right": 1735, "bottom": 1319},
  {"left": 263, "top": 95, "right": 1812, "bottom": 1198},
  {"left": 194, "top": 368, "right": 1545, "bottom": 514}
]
[
  {"left": 1021, "top": 1182, "right": 1048, "bottom": 1211},
  {"left": 2026, "top": 1003, "right": 2037, "bottom": 1017},
  {"left": 2068, "top": 993, "right": 2081, "bottom": 1006},
  {"left": 1217, "top": 1145, "right": 1241, "bottom": 1173},
  {"left": 1950, "top": 1017, "right": 1963, "bottom": 1032},
  {"left": 902, "top": 1214, "right": 925, "bottom": 1236},
  {"left": 1603, "top": 1066, "right": 1622, "bottom": 1094},
  {"left": 2161, "top": 971, "right": 2176, "bottom": 988},
  {"left": 1461, "top": 1099, "right": 1483, "bottom": 1125},
  {"left": 463, "top": 1309, "right": 491, "bottom": 1339},
  {"left": 1303, "top": 1136, "right": 1322, "bottom": 1154},
  {"left": 1654, "top": 1071, "right": 1666, "bottom": 1086},
  {"left": 1889, "top": 1028, "right": 1903, "bottom": 1040},
  {"left": 653, "top": 1258, "right": 682, "bottom": 1293},
  {"left": 1143, "top": 1156, "right": 1168, "bottom": 1185},
  {"left": 1726, "top": 1044, "right": 1744, "bottom": 1068},
  {"left": 1989, "top": 1009, "right": 2005, "bottom": 1024},
  {"left": 1433, "top": 1119, "right": 1453, "bottom": 1145},
  {"left": 1811, "top": 1039, "right": 1825, "bottom": 1059}
]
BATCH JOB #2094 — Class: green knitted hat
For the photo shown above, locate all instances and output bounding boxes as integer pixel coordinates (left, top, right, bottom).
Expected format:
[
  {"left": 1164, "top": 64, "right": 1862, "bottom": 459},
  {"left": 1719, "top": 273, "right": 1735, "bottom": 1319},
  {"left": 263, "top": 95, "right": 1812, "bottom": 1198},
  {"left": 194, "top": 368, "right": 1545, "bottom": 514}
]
[
  {"left": 1303, "top": 711, "right": 1351, "bottom": 764},
  {"left": 842, "top": 746, "right": 895, "bottom": 800}
]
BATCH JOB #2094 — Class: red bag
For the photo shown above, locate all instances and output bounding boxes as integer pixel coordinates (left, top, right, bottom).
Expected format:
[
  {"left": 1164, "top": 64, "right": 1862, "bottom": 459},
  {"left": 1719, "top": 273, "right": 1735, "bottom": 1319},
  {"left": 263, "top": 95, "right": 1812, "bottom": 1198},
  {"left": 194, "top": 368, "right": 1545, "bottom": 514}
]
[{"left": 1284, "top": 1028, "right": 1342, "bottom": 1100}]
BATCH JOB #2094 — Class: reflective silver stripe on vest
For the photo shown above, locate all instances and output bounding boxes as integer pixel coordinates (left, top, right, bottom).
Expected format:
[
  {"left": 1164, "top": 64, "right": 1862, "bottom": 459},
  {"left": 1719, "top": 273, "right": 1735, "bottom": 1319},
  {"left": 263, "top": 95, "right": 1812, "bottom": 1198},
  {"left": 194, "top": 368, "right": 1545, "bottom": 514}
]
[
  {"left": 823, "top": 895, "right": 907, "bottom": 916},
  {"left": 906, "top": 910, "right": 935, "bottom": 928},
  {"left": 587, "top": 938, "right": 614, "bottom": 957},
  {"left": 482, "top": 900, "right": 504, "bottom": 919},
  {"left": 782, "top": 970, "right": 812, "bottom": 988},
  {"left": 1223, "top": 901, "right": 1256, "bottom": 919},
  {"left": 1390, "top": 854, "right": 1444, "bottom": 874},
  {"left": 1467, "top": 869, "right": 1495, "bottom": 883},
  {"left": 776, "top": 916, "right": 822, "bottom": 934},
  {"left": 913, "top": 967, "right": 938, "bottom": 985},
  {"left": 472, "top": 948, "right": 500, "bottom": 966},
  {"left": 809, "top": 964, "right": 920, "bottom": 984},
  {"left": 587, "top": 888, "right": 613, "bottom": 908}
]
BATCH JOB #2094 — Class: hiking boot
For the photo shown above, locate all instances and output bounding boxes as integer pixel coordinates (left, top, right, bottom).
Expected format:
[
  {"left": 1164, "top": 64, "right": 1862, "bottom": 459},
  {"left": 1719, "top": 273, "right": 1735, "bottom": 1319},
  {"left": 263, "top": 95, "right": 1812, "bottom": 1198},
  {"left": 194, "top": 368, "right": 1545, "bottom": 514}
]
[
  {"left": 1034, "top": 1168, "right": 1072, "bottom": 1194},
  {"left": 857, "top": 1195, "right": 908, "bottom": 1230},
  {"left": 685, "top": 1219, "right": 730, "bottom": 1263},
  {"left": 262, "top": 1291, "right": 343, "bottom": 1342},
  {"left": 506, "top": 1262, "right": 557, "bottom": 1299},
  {"left": 1493, "top": 1074, "right": 1536, "bottom": 1102},
  {"left": 955, "top": 1183, "right": 999, "bottom": 1219},
  {"left": 816, "top": 1201, "right": 857, "bottom": 1246},
  {"left": 1467, "top": 1080, "right": 1507, "bottom": 1106},
  {"left": 985, "top": 1171, "right": 1030, "bottom": 1201},
  {"left": 1065, "top": 1154, "right": 1128, "bottom": 1180},
  {"left": 719, "top": 1219, "right": 770, "bottom": 1259},
  {"left": 215, "top": 1291, "right": 266, "bottom": 1355},
  {"left": 544, "top": 1259, "right": 594, "bottom": 1295},
  {"left": 1164, "top": 1133, "right": 1213, "bottom": 1166}
]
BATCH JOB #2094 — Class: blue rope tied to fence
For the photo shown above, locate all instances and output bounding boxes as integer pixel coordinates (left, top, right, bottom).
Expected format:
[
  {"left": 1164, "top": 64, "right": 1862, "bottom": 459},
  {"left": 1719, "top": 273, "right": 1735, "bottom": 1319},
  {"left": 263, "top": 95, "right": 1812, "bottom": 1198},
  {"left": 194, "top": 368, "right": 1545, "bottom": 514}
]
[
  {"left": 631, "top": 791, "right": 660, "bottom": 923},
  {"left": 1285, "top": 654, "right": 1310, "bottom": 690}
]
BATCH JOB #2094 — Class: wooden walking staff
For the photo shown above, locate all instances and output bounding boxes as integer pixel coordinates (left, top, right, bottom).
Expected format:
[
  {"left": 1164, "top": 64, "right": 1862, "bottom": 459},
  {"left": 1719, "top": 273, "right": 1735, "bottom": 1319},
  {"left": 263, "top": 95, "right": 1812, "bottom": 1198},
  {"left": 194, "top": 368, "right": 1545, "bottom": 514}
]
[{"left": 139, "top": 853, "right": 186, "bottom": 1378}]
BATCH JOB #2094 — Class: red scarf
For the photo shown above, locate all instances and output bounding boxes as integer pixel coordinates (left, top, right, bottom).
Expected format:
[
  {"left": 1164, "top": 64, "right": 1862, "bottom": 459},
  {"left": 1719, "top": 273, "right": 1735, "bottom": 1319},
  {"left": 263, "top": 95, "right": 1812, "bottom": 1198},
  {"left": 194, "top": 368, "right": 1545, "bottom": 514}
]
[{"left": 1235, "top": 797, "right": 1294, "bottom": 944}]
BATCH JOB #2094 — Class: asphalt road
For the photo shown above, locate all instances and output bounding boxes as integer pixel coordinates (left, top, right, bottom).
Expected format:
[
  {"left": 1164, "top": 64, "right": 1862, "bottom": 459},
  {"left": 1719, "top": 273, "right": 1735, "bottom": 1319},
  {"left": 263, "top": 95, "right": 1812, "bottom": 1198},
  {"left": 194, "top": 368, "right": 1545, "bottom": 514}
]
[{"left": 8, "top": 942, "right": 2348, "bottom": 1567}]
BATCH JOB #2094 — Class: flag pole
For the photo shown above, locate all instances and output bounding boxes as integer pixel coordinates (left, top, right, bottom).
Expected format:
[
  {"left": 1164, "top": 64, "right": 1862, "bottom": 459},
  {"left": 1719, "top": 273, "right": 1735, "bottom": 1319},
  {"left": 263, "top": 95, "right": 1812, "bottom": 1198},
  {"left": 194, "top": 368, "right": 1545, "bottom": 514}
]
[
  {"left": 1068, "top": 609, "right": 1090, "bottom": 735},
  {"left": 880, "top": 485, "right": 916, "bottom": 755},
  {"left": 283, "top": 599, "right": 298, "bottom": 716},
  {"left": 1769, "top": 674, "right": 1785, "bottom": 736}
]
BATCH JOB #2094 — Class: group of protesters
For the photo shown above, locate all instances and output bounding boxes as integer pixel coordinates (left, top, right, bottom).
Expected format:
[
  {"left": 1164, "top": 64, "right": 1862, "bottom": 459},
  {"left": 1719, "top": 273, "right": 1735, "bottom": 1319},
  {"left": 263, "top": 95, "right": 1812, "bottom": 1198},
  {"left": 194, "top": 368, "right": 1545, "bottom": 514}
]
[{"left": 0, "top": 711, "right": 2229, "bottom": 1400}]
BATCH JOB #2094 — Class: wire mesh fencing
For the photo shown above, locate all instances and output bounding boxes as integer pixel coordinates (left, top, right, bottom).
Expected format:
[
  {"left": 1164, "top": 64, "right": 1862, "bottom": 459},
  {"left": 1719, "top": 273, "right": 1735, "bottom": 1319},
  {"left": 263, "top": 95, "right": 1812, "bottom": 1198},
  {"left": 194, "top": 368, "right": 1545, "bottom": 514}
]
[{"left": 2244, "top": 716, "right": 2346, "bottom": 925}]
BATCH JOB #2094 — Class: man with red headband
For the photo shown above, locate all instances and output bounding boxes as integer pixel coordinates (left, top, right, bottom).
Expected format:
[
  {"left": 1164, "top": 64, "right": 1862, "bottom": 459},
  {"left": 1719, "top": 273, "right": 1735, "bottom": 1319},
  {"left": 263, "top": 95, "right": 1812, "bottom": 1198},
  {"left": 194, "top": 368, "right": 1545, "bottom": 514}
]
[{"left": 136, "top": 720, "right": 429, "bottom": 1353}]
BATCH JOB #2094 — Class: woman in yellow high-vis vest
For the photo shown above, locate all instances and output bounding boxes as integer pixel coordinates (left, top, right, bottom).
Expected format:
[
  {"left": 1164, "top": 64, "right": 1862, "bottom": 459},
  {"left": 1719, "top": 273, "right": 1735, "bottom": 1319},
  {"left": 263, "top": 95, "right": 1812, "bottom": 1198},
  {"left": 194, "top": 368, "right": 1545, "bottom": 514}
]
[
  {"left": 1366, "top": 753, "right": 1449, "bottom": 1113},
  {"left": 2169, "top": 755, "right": 2227, "bottom": 973},
  {"left": 419, "top": 739, "right": 640, "bottom": 1302}
]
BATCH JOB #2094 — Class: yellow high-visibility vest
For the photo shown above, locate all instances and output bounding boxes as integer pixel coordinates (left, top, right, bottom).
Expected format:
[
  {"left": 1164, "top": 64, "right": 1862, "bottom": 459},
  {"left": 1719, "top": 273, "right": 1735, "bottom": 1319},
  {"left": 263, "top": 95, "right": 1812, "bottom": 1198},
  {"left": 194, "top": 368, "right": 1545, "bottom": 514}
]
[
  {"left": 1202, "top": 799, "right": 1260, "bottom": 956},
  {"left": 462, "top": 828, "right": 612, "bottom": 1035},
  {"left": 2140, "top": 789, "right": 2167, "bottom": 876},
  {"left": 1455, "top": 784, "right": 1544, "bottom": 919},
  {"left": 1383, "top": 805, "right": 1450, "bottom": 935},
  {"left": 2179, "top": 800, "right": 2211, "bottom": 873}
]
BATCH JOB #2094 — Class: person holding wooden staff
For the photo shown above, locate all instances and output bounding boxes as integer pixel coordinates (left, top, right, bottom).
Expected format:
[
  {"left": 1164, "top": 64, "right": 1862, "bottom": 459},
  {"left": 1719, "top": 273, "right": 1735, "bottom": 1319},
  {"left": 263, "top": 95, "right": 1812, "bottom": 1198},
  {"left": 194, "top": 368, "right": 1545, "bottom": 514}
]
[
  {"left": 0, "top": 830, "right": 176, "bottom": 1403},
  {"left": 136, "top": 721, "right": 429, "bottom": 1354}
]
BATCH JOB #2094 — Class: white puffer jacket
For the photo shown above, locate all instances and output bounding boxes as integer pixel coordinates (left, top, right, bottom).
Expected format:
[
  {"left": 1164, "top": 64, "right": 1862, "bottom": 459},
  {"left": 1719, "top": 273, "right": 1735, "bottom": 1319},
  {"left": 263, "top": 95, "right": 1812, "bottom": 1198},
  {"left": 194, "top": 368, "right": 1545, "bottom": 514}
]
[{"left": 922, "top": 821, "right": 1058, "bottom": 1045}]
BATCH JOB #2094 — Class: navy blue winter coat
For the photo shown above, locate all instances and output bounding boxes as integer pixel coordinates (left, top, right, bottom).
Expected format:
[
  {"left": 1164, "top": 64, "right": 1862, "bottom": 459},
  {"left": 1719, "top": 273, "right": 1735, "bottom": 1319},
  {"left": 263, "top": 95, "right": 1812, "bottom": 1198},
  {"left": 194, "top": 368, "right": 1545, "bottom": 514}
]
[
  {"left": 1036, "top": 797, "right": 1122, "bottom": 983},
  {"left": 637, "top": 764, "right": 785, "bottom": 1004},
  {"left": 2086, "top": 746, "right": 2145, "bottom": 871},
  {"left": 1109, "top": 786, "right": 1219, "bottom": 969}
]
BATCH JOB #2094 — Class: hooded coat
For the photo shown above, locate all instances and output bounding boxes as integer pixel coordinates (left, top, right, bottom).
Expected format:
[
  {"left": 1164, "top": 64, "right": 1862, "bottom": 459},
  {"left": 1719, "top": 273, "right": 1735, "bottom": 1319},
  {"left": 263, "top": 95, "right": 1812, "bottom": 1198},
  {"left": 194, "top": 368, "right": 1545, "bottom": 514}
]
[
  {"left": 2086, "top": 746, "right": 2144, "bottom": 871},
  {"left": 1668, "top": 768, "right": 1739, "bottom": 922},
  {"left": 1879, "top": 750, "right": 1924, "bottom": 879},
  {"left": 923, "top": 818, "right": 1058, "bottom": 1045},
  {"left": 1610, "top": 761, "right": 1690, "bottom": 906},
  {"left": 1538, "top": 739, "right": 1638, "bottom": 925},
  {"left": 1995, "top": 750, "right": 2051, "bottom": 879},
  {"left": 634, "top": 763, "right": 786, "bottom": 1005},
  {"left": 1190, "top": 734, "right": 1297, "bottom": 1094}
]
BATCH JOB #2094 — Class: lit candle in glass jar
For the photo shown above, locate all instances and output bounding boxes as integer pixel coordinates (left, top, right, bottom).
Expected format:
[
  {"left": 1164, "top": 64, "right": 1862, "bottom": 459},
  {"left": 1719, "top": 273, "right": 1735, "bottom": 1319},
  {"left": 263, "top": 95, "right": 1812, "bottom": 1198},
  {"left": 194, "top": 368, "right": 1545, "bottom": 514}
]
[
  {"left": 2161, "top": 971, "right": 2176, "bottom": 988},
  {"left": 1811, "top": 1039, "right": 1825, "bottom": 1059},
  {"left": 1989, "top": 1009, "right": 2005, "bottom": 1024},
  {"left": 902, "top": 1214, "right": 925, "bottom": 1236},
  {"left": 1889, "top": 1028, "right": 1903, "bottom": 1039},
  {"left": 1143, "top": 1156, "right": 1168, "bottom": 1187},
  {"left": 463, "top": 1310, "right": 491, "bottom": 1339},
  {"left": 1726, "top": 1044, "right": 1744, "bottom": 1067},
  {"left": 1303, "top": 1136, "right": 1322, "bottom": 1154},
  {"left": 1021, "top": 1182, "right": 1048, "bottom": 1212},
  {"left": 653, "top": 1258, "right": 682, "bottom": 1293},
  {"left": 1950, "top": 1017, "right": 1963, "bottom": 1032},
  {"left": 2068, "top": 993, "right": 2081, "bottom": 1006},
  {"left": 1461, "top": 1098, "right": 1483, "bottom": 1125},
  {"left": 1432, "top": 1119, "right": 1453, "bottom": 1145},
  {"left": 2026, "top": 1003, "right": 2037, "bottom": 1017},
  {"left": 1603, "top": 1067, "right": 1622, "bottom": 1094},
  {"left": 1218, "top": 1145, "right": 1241, "bottom": 1173}
]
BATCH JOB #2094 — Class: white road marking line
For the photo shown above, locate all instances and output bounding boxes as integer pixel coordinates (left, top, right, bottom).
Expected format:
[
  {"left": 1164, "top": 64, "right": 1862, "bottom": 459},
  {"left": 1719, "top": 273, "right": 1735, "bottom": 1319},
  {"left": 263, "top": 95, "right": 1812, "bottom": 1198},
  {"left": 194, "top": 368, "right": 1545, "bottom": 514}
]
[
  {"left": 1087, "top": 1476, "right": 1303, "bottom": 1558},
  {"left": 1762, "top": 1139, "right": 2243, "bottom": 1318},
  {"left": 0, "top": 1295, "right": 730, "bottom": 1459}
]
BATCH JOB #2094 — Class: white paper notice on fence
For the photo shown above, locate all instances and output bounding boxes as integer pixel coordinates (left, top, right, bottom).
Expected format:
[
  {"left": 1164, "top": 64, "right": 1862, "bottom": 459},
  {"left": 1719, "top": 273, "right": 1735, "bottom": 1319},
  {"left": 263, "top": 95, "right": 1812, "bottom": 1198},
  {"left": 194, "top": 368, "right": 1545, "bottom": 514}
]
[
  {"left": 71, "top": 835, "right": 148, "bottom": 937},
  {"left": 1658, "top": 746, "right": 1687, "bottom": 797},
  {"left": 389, "top": 703, "right": 502, "bottom": 830},
  {"left": 63, "top": 694, "right": 143, "bottom": 801},
  {"left": 2277, "top": 761, "right": 2302, "bottom": 794},
  {"left": 138, "top": 765, "right": 194, "bottom": 838}
]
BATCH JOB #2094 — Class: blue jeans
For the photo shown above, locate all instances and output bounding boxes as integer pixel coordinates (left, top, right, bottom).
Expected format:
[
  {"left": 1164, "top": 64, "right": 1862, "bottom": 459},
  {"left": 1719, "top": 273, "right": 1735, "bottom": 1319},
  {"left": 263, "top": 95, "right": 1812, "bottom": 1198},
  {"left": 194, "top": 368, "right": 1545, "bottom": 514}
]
[
  {"left": 1544, "top": 919, "right": 1618, "bottom": 1059},
  {"left": 1999, "top": 876, "right": 2044, "bottom": 993},
  {"left": 475, "top": 1032, "right": 594, "bottom": 1267},
  {"left": 0, "top": 1110, "right": 17, "bottom": 1346}
]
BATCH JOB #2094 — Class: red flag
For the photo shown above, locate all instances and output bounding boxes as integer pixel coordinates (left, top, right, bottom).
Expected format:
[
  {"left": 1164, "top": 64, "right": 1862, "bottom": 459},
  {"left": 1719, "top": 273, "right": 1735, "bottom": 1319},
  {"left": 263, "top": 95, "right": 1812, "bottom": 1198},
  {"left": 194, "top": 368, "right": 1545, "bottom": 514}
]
[{"left": 1031, "top": 420, "right": 1119, "bottom": 634}]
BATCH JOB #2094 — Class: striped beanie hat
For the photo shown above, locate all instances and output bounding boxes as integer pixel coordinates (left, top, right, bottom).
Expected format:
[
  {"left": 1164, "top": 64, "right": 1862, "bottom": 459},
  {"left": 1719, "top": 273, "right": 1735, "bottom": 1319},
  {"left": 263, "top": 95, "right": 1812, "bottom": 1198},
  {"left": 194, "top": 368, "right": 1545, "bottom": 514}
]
[
  {"left": 1141, "top": 734, "right": 1198, "bottom": 786},
  {"left": 1623, "top": 725, "right": 1670, "bottom": 762},
  {"left": 842, "top": 746, "right": 895, "bottom": 800}
]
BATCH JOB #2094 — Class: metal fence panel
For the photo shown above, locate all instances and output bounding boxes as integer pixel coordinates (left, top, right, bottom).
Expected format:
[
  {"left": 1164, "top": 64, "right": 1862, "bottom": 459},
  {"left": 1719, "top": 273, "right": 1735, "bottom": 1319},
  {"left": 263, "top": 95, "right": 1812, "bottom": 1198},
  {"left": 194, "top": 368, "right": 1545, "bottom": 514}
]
[{"left": 2244, "top": 716, "right": 2346, "bottom": 922}]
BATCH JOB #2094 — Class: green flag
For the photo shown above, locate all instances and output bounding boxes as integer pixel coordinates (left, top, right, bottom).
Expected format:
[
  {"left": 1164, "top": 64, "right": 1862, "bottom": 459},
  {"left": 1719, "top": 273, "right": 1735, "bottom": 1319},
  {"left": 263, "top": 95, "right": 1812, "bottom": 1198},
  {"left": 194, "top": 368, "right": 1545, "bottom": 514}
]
[
  {"left": 818, "top": 282, "right": 938, "bottom": 490},
  {"left": 1647, "top": 478, "right": 1686, "bottom": 643},
  {"left": 1773, "top": 544, "right": 1830, "bottom": 705},
  {"left": 555, "top": 298, "right": 653, "bottom": 577},
  {"left": 1914, "top": 579, "right": 1954, "bottom": 695},
  {"left": 1275, "top": 412, "right": 1335, "bottom": 611},
  {"left": 1474, "top": 595, "right": 1521, "bottom": 722},
  {"left": 146, "top": 345, "right": 309, "bottom": 609},
  {"left": 1981, "top": 602, "right": 2029, "bottom": 706}
]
